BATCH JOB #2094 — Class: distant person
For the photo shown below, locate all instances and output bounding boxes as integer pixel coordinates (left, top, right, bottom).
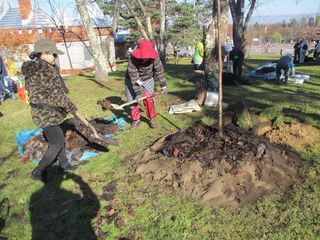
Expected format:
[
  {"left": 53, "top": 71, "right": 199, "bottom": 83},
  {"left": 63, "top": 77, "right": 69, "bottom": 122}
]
[
  {"left": 276, "top": 53, "right": 295, "bottom": 84},
  {"left": 173, "top": 45, "right": 180, "bottom": 65},
  {"left": 192, "top": 41, "right": 204, "bottom": 70},
  {"left": 293, "top": 40, "right": 302, "bottom": 63},
  {"left": 314, "top": 40, "right": 320, "bottom": 60},
  {"left": 299, "top": 41, "right": 308, "bottom": 63},
  {"left": 0, "top": 56, "right": 15, "bottom": 102},
  {"left": 224, "top": 44, "right": 245, "bottom": 77},
  {"left": 125, "top": 39, "right": 167, "bottom": 129}
]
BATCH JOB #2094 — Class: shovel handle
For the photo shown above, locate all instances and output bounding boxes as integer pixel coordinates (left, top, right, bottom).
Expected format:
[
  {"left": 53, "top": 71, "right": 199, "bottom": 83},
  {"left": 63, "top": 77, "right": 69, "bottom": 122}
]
[{"left": 118, "top": 91, "right": 162, "bottom": 109}]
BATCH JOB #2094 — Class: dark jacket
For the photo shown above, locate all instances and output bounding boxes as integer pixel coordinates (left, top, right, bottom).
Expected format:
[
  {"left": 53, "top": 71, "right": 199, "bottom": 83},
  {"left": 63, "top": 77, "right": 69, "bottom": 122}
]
[
  {"left": 21, "top": 59, "right": 77, "bottom": 128},
  {"left": 229, "top": 48, "right": 244, "bottom": 61},
  {"left": 126, "top": 57, "right": 166, "bottom": 89},
  {"left": 276, "top": 55, "right": 294, "bottom": 69},
  {"left": 0, "top": 56, "right": 7, "bottom": 78}
]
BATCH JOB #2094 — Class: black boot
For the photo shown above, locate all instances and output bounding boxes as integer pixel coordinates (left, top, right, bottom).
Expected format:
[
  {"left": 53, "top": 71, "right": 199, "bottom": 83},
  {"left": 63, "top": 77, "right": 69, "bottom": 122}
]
[{"left": 30, "top": 167, "right": 46, "bottom": 183}]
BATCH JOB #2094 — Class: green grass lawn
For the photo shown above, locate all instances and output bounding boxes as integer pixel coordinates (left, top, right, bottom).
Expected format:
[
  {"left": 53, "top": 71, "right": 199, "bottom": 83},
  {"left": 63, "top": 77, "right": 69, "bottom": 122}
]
[{"left": 0, "top": 57, "right": 320, "bottom": 240}]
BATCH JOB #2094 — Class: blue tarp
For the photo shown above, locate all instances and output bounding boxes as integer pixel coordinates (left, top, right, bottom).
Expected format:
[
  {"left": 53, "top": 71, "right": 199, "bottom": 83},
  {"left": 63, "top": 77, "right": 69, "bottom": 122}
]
[{"left": 16, "top": 116, "right": 126, "bottom": 163}]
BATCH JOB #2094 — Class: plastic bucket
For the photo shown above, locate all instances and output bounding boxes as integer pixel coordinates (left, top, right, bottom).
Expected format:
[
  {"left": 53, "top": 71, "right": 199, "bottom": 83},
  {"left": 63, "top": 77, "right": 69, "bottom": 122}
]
[
  {"left": 18, "top": 87, "right": 26, "bottom": 101},
  {"left": 204, "top": 91, "right": 219, "bottom": 107}
]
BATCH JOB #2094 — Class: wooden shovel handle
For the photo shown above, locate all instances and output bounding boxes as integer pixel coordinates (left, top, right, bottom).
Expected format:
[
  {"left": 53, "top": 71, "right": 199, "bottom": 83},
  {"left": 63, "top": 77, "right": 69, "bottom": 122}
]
[{"left": 119, "top": 91, "right": 162, "bottom": 109}]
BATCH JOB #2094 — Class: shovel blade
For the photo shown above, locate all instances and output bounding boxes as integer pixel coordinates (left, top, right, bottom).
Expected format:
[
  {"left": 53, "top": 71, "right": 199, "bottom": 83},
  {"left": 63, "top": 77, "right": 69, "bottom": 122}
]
[
  {"left": 97, "top": 135, "right": 119, "bottom": 146},
  {"left": 110, "top": 104, "right": 123, "bottom": 110}
]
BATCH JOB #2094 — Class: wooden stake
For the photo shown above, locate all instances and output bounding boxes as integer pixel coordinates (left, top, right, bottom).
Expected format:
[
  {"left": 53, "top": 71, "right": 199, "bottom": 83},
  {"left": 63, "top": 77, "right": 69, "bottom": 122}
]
[{"left": 217, "top": 0, "right": 223, "bottom": 137}]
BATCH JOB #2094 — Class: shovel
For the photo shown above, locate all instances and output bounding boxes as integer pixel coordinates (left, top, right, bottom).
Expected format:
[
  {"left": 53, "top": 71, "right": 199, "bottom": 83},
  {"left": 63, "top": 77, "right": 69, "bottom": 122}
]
[
  {"left": 75, "top": 112, "right": 119, "bottom": 146},
  {"left": 111, "top": 91, "right": 162, "bottom": 110}
]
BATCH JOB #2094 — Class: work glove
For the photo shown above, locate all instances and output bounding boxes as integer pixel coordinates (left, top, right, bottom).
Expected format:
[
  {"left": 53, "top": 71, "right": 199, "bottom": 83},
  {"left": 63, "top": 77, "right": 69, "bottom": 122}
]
[{"left": 161, "top": 86, "right": 167, "bottom": 94}]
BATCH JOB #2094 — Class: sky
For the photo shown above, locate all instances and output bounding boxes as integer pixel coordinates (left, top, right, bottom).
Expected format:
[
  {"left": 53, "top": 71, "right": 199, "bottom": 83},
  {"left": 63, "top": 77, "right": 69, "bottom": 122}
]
[
  {"left": 252, "top": 0, "right": 319, "bottom": 17},
  {"left": 8, "top": 0, "right": 320, "bottom": 23}
]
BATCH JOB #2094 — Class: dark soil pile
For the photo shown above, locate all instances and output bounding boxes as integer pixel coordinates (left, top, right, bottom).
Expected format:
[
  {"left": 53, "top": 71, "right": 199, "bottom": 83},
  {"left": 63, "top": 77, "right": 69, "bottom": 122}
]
[
  {"left": 22, "top": 118, "right": 119, "bottom": 163},
  {"left": 127, "top": 123, "right": 301, "bottom": 207}
]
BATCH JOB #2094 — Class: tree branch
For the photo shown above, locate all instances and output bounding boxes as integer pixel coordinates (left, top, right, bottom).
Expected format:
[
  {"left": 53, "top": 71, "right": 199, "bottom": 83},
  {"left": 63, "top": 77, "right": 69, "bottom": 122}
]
[
  {"left": 123, "top": 0, "right": 149, "bottom": 39},
  {"left": 228, "top": 0, "right": 237, "bottom": 20},
  {"left": 244, "top": 0, "right": 256, "bottom": 30},
  {"left": 136, "top": 0, "right": 154, "bottom": 39},
  {"left": 119, "top": 12, "right": 134, "bottom": 19}
]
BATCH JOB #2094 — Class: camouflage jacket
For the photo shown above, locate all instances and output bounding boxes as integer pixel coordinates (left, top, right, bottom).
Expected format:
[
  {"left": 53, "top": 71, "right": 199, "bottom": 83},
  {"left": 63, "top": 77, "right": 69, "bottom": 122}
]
[{"left": 21, "top": 59, "right": 77, "bottom": 128}]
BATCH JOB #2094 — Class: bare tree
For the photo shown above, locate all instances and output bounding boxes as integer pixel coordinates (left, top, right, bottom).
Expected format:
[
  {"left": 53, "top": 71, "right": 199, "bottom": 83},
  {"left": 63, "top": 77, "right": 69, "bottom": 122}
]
[
  {"left": 137, "top": 0, "right": 154, "bottom": 40},
  {"left": 101, "top": 0, "right": 120, "bottom": 71},
  {"left": 159, "top": 0, "right": 166, "bottom": 63},
  {"left": 75, "top": 0, "right": 109, "bottom": 82},
  {"left": 202, "top": 0, "right": 228, "bottom": 134},
  {"left": 122, "top": 0, "right": 149, "bottom": 39},
  {"left": 217, "top": 0, "right": 223, "bottom": 137},
  {"left": 34, "top": 0, "right": 74, "bottom": 70},
  {"left": 204, "top": 0, "right": 228, "bottom": 93},
  {"left": 229, "top": 0, "right": 257, "bottom": 50}
]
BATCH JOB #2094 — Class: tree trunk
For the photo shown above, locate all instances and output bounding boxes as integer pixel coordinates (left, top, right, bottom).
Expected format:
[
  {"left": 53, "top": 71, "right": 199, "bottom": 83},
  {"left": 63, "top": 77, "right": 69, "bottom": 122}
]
[
  {"left": 194, "top": 70, "right": 207, "bottom": 105},
  {"left": 75, "top": 0, "right": 109, "bottom": 82},
  {"left": 102, "top": 0, "right": 120, "bottom": 72},
  {"left": 137, "top": 0, "right": 154, "bottom": 40},
  {"left": 203, "top": 0, "right": 228, "bottom": 95},
  {"left": 217, "top": 0, "right": 223, "bottom": 137},
  {"left": 229, "top": 0, "right": 256, "bottom": 51},
  {"left": 159, "top": 0, "right": 166, "bottom": 63},
  {"left": 62, "top": 37, "right": 73, "bottom": 70}
]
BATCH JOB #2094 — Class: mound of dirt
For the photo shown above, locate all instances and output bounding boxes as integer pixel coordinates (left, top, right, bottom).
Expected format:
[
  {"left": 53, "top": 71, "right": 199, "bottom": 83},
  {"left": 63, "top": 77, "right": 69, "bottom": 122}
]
[
  {"left": 127, "top": 123, "right": 301, "bottom": 207},
  {"left": 266, "top": 122, "right": 320, "bottom": 149}
]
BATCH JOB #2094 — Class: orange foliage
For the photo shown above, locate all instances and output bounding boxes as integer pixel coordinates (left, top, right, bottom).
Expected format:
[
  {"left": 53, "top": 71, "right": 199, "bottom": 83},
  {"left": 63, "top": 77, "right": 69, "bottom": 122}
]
[{"left": 0, "top": 29, "right": 30, "bottom": 54}]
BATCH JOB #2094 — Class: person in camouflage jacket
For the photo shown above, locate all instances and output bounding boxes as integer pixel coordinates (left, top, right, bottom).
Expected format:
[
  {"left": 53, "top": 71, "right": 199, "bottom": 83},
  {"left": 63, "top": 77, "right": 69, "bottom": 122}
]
[{"left": 21, "top": 39, "right": 97, "bottom": 183}]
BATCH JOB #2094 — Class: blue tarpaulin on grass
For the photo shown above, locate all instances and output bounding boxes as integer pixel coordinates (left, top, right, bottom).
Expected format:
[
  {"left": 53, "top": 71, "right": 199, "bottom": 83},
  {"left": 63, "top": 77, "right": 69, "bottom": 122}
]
[{"left": 16, "top": 116, "right": 126, "bottom": 163}]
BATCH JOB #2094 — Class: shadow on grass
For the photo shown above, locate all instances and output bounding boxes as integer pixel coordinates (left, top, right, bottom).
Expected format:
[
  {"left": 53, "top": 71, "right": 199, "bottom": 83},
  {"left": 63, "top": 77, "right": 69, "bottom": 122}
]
[
  {"left": 0, "top": 198, "right": 9, "bottom": 239},
  {"left": 165, "top": 63, "right": 194, "bottom": 81},
  {"left": 282, "top": 108, "right": 320, "bottom": 123},
  {"left": 85, "top": 76, "right": 113, "bottom": 90},
  {"left": 29, "top": 172, "right": 99, "bottom": 240},
  {"left": 0, "top": 148, "right": 16, "bottom": 168}
]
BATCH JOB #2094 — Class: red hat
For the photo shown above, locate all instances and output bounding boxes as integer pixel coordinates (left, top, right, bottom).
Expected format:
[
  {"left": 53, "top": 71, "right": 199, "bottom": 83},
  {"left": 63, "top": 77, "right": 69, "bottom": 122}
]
[{"left": 131, "top": 40, "right": 158, "bottom": 59}]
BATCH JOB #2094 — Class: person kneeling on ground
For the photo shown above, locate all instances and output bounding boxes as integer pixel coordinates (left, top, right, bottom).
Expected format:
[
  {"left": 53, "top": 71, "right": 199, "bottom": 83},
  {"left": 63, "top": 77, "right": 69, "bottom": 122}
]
[
  {"left": 276, "top": 53, "right": 295, "bottom": 84},
  {"left": 21, "top": 39, "right": 101, "bottom": 183},
  {"left": 125, "top": 39, "right": 167, "bottom": 129}
]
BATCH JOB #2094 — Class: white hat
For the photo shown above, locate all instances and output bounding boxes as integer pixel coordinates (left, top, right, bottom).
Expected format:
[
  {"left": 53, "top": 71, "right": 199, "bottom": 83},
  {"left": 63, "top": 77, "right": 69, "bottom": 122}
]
[{"left": 224, "top": 44, "right": 232, "bottom": 53}]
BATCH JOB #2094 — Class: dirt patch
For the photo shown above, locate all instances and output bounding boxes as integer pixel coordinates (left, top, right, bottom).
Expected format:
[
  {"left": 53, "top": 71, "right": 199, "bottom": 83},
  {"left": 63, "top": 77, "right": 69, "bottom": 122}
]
[
  {"left": 127, "top": 123, "right": 301, "bottom": 207},
  {"left": 266, "top": 122, "right": 320, "bottom": 149},
  {"left": 97, "top": 99, "right": 113, "bottom": 111}
]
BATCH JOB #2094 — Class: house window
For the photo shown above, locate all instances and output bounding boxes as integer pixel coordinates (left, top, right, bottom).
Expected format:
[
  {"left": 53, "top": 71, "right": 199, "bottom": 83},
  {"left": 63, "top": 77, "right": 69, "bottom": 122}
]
[
  {"left": 38, "top": 29, "right": 43, "bottom": 33},
  {"left": 83, "top": 46, "right": 93, "bottom": 61}
]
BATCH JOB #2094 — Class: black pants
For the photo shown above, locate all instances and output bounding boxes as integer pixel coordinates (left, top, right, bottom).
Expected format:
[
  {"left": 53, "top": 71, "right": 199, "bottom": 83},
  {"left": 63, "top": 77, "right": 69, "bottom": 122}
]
[
  {"left": 276, "top": 65, "right": 290, "bottom": 83},
  {"left": 233, "top": 59, "right": 243, "bottom": 77},
  {"left": 38, "top": 125, "right": 67, "bottom": 171},
  {"left": 294, "top": 50, "right": 300, "bottom": 63}
]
